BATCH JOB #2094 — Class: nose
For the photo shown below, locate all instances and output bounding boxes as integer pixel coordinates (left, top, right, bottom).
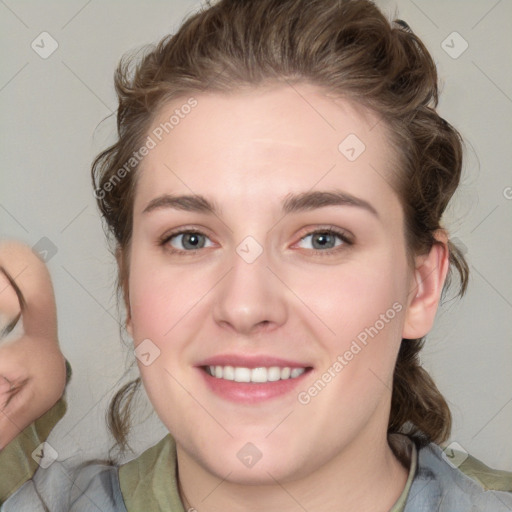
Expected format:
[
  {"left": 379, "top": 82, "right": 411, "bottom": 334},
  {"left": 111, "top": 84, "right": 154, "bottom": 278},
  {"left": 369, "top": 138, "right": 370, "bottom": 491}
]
[{"left": 212, "top": 245, "right": 288, "bottom": 336}]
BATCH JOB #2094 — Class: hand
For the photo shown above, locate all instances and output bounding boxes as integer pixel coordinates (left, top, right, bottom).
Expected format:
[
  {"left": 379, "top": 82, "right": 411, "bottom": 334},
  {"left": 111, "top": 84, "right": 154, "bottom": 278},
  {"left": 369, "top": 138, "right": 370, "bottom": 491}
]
[{"left": 0, "top": 241, "right": 67, "bottom": 450}]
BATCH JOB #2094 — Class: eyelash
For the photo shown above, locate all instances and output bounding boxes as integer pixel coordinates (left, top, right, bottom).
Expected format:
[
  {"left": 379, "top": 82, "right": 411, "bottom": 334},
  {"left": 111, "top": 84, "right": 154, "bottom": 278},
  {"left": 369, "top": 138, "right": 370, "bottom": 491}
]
[
  {"left": 301, "top": 227, "right": 353, "bottom": 256},
  {"left": 158, "top": 226, "right": 353, "bottom": 256}
]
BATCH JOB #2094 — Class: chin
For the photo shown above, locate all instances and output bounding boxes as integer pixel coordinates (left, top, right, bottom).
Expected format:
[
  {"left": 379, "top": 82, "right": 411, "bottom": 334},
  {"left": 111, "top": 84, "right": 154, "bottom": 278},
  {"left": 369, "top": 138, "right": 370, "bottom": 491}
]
[{"left": 205, "top": 456, "right": 302, "bottom": 485}]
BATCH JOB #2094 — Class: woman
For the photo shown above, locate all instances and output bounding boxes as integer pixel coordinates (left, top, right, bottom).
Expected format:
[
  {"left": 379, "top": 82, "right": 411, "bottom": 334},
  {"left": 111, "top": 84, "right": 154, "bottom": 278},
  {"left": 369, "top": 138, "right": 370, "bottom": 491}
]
[{"left": 1, "top": 0, "right": 511, "bottom": 510}]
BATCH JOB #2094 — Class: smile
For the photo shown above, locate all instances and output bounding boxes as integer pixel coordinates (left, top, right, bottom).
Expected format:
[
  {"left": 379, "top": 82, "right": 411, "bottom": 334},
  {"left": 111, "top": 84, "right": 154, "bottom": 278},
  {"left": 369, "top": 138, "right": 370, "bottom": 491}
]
[
  {"left": 199, "top": 365, "right": 313, "bottom": 403},
  {"left": 204, "top": 365, "right": 306, "bottom": 383}
]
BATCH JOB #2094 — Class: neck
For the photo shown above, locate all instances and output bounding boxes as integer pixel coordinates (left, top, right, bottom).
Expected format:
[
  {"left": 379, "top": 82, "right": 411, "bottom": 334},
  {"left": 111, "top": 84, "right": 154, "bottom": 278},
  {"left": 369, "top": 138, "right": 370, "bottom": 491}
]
[{"left": 176, "top": 428, "right": 410, "bottom": 512}]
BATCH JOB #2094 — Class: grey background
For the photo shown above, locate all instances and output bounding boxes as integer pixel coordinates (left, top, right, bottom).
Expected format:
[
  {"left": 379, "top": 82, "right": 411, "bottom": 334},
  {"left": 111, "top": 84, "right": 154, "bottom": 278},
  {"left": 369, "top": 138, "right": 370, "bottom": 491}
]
[{"left": 1, "top": 0, "right": 511, "bottom": 469}]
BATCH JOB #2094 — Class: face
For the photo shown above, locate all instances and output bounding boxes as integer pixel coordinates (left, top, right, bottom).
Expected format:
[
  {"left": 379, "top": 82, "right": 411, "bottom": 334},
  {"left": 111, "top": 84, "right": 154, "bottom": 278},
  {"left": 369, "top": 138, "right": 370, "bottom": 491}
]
[{"left": 126, "top": 83, "right": 415, "bottom": 484}]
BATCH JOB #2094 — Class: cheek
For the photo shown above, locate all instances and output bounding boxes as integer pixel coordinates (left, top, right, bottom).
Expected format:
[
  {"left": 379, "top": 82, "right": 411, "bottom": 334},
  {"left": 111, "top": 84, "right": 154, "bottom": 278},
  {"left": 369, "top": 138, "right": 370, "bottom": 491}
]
[
  {"left": 299, "top": 252, "right": 406, "bottom": 339},
  {"left": 128, "top": 254, "right": 209, "bottom": 341},
  {"left": 127, "top": 257, "right": 200, "bottom": 425},
  {"left": 298, "top": 249, "right": 407, "bottom": 391}
]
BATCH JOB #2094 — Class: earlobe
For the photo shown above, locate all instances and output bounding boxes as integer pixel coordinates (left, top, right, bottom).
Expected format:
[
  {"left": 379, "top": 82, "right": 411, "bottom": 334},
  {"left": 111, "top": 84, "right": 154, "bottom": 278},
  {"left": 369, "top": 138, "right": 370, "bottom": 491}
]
[{"left": 402, "top": 231, "right": 450, "bottom": 340}]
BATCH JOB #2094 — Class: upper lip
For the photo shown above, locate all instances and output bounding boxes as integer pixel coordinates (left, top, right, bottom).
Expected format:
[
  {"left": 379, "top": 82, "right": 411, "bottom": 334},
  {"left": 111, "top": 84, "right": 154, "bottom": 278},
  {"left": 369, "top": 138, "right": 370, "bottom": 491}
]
[{"left": 196, "top": 354, "right": 312, "bottom": 369}]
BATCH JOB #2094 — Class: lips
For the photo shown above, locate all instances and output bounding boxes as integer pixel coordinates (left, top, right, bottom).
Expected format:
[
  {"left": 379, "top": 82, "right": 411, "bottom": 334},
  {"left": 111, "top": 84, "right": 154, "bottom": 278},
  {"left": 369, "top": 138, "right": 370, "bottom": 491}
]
[
  {"left": 195, "top": 354, "right": 313, "bottom": 403},
  {"left": 196, "top": 354, "right": 311, "bottom": 369}
]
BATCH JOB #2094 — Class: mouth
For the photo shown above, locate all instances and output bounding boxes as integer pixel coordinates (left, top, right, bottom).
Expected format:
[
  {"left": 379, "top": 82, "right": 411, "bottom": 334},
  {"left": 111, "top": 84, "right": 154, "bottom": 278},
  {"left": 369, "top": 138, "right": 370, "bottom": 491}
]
[{"left": 196, "top": 355, "right": 313, "bottom": 403}]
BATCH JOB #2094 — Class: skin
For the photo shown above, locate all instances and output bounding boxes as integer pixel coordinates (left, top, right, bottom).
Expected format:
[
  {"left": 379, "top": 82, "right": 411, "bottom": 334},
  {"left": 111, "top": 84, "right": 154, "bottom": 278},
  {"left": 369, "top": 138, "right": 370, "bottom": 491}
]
[
  {"left": 0, "top": 242, "right": 67, "bottom": 450},
  {"left": 125, "top": 82, "right": 449, "bottom": 511}
]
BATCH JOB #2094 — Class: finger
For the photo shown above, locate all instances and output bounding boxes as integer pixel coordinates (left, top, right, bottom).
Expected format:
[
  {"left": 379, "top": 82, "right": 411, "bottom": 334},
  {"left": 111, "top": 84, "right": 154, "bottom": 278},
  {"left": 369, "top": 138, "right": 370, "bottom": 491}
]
[
  {"left": 0, "top": 268, "right": 22, "bottom": 321},
  {"left": 0, "top": 376, "right": 12, "bottom": 395},
  {"left": 0, "top": 241, "right": 57, "bottom": 339},
  {"left": 0, "top": 374, "right": 28, "bottom": 408}
]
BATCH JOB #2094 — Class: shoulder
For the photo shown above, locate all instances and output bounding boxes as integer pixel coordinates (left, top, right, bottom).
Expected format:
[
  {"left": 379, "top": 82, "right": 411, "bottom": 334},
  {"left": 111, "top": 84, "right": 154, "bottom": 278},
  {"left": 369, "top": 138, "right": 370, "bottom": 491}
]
[
  {"left": 2, "top": 457, "right": 127, "bottom": 512},
  {"left": 69, "top": 460, "right": 126, "bottom": 511},
  {"left": 118, "top": 434, "right": 176, "bottom": 480},
  {"left": 404, "top": 440, "right": 512, "bottom": 512},
  {"left": 457, "top": 449, "right": 512, "bottom": 492},
  {"left": 118, "top": 434, "right": 184, "bottom": 511}
]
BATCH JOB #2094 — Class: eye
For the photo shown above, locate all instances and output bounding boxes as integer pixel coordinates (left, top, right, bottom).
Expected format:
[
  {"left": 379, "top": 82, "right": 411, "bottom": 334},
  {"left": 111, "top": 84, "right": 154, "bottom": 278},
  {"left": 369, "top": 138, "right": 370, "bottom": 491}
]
[
  {"left": 160, "top": 229, "right": 214, "bottom": 253},
  {"left": 295, "top": 228, "right": 352, "bottom": 254}
]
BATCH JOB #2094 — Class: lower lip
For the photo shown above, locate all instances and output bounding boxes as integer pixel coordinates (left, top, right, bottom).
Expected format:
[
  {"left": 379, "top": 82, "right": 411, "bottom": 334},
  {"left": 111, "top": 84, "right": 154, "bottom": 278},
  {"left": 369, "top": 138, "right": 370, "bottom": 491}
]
[{"left": 198, "top": 367, "right": 311, "bottom": 404}]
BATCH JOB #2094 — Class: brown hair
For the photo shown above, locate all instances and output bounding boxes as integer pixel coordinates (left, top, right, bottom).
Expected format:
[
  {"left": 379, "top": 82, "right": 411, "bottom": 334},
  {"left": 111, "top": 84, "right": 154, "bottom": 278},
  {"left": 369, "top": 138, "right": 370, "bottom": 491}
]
[{"left": 92, "top": 0, "right": 469, "bottom": 456}]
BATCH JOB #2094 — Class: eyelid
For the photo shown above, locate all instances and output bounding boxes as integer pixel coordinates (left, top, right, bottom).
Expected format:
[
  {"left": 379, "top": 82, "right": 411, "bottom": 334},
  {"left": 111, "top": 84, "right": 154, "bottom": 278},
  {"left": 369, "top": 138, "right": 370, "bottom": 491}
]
[
  {"left": 159, "top": 225, "right": 354, "bottom": 255},
  {"left": 294, "top": 225, "right": 354, "bottom": 244},
  {"left": 291, "top": 226, "right": 354, "bottom": 256},
  {"left": 159, "top": 226, "right": 216, "bottom": 253}
]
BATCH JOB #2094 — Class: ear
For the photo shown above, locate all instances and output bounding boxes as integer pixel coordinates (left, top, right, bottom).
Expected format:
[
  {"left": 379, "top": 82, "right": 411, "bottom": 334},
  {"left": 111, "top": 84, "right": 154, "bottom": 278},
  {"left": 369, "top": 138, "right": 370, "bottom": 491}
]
[
  {"left": 115, "top": 246, "right": 132, "bottom": 337},
  {"left": 402, "top": 230, "right": 450, "bottom": 340}
]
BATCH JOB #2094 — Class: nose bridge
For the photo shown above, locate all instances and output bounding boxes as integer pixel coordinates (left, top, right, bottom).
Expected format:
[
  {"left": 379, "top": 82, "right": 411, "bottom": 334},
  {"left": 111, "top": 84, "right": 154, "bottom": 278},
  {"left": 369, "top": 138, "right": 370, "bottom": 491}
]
[{"left": 212, "top": 237, "right": 287, "bottom": 334}]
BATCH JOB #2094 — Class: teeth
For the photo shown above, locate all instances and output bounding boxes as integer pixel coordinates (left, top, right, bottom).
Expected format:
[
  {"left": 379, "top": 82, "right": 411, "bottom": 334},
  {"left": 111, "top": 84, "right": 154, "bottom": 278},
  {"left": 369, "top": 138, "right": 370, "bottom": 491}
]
[
  {"left": 251, "top": 367, "right": 268, "bottom": 383},
  {"left": 223, "top": 366, "right": 235, "bottom": 381},
  {"left": 267, "top": 367, "right": 281, "bottom": 382},
  {"left": 234, "top": 367, "right": 251, "bottom": 382},
  {"left": 290, "top": 368, "right": 304, "bottom": 378},
  {"left": 207, "top": 365, "right": 306, "bottom": 382}
]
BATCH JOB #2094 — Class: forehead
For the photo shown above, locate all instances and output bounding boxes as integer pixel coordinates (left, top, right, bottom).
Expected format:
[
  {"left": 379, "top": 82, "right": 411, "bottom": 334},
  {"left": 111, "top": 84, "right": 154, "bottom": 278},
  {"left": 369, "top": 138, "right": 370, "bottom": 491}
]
[{"left": 134, "top": 83, "right": 400, "bottom": 216}]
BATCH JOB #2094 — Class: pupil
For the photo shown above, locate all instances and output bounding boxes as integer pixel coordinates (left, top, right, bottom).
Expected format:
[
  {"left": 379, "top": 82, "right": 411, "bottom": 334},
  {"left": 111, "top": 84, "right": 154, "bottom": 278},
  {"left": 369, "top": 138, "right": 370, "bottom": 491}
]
[
  {"left": 184, "top": 233, "right": 203, "bottom": 250},
  {"left": 313, "top": 232, "right": 334, "bottom": 249}
]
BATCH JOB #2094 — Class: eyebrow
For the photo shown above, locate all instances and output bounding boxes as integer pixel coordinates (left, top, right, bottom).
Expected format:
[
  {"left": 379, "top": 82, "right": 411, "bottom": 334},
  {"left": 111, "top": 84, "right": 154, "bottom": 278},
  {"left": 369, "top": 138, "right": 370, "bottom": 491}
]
[{"left": 142, "top": 189, "right": 379, "bottom": 218}]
